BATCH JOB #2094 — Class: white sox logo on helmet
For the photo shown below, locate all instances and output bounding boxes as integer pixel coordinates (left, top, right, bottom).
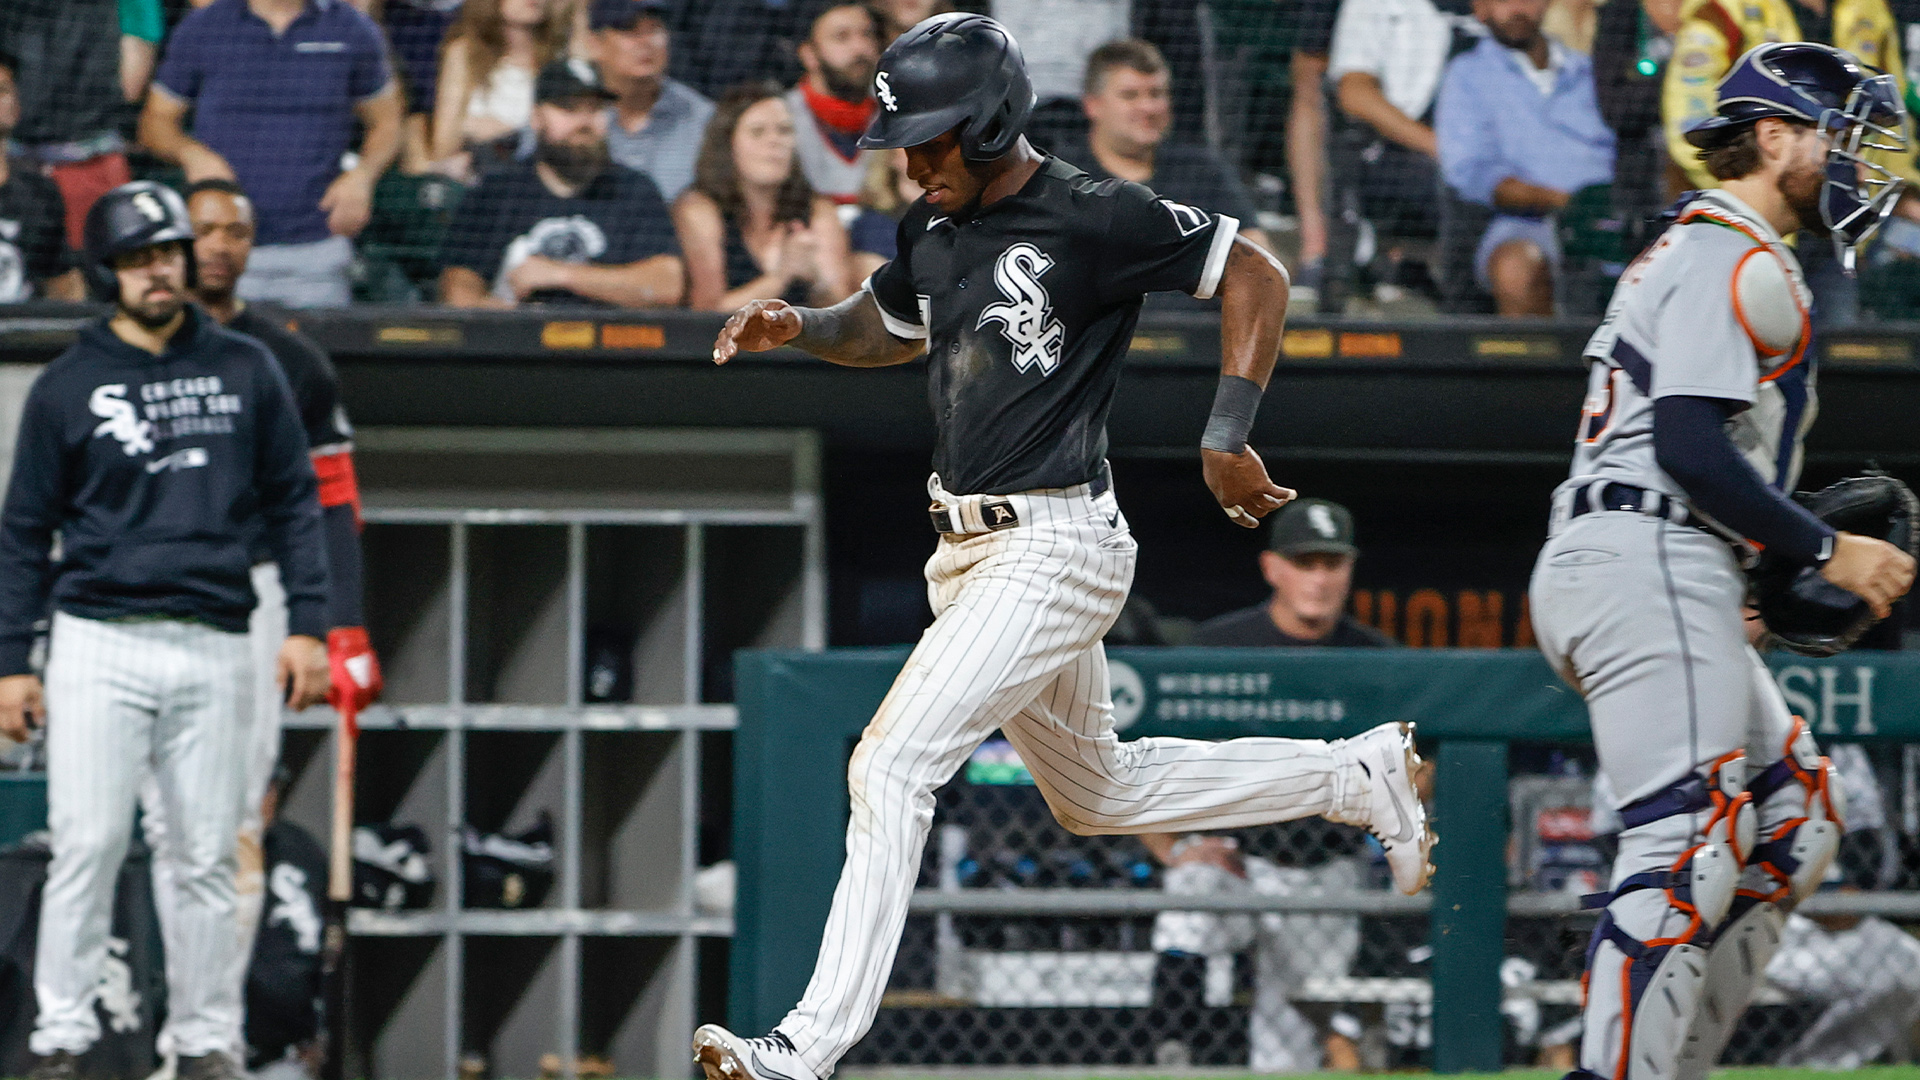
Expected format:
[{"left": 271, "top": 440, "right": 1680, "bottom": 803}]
[
  {"left": 875, "top": 71, "right": 898, "bottom": 112},
  {"left": 130, "top": 190, "right": 169, "bottom": 223},
  {"left": 976, "top": 243, "right": 1064, "bottom": 376}
]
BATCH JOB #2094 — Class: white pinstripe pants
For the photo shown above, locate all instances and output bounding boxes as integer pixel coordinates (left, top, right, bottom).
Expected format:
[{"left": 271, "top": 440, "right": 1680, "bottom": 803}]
[
  {"left": 31, "top": 613, "right": 253, "bottom": 1057},
  {"left": 141, "top": 562, "right": 288, "bottom": 1057},
  {"left": 781, "top": 477, "right": 1359, "bottom": 1075}
]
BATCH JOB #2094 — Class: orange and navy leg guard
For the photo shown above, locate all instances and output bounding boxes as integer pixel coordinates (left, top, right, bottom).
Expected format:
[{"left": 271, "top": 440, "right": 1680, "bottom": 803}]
[
  {"left": 1572, "top": 751, "right": 1754, "bottom": 1080},
  {"left": 1673, "top": 719, "right": 1844, "bottom": 1080}
]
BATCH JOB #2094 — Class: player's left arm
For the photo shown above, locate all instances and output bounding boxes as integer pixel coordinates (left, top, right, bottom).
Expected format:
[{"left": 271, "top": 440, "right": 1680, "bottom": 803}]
[
  {"left": 300, "top": 344, "right": 383, "bottom": 715},
  {"left": 1201, "top": 236, "right": 1298, "bottom": 529},
  {"left": 712, "top": 289, "right": 924, "bottom": 369}
]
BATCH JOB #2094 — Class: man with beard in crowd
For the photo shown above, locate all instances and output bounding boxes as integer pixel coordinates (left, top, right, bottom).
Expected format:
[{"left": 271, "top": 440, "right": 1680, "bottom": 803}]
[
  {"left": 785, "top": 3, "right": 883, "bottom": 204},
  {"left": 440, "top": 57, "right": 684, "bottom": 308}
]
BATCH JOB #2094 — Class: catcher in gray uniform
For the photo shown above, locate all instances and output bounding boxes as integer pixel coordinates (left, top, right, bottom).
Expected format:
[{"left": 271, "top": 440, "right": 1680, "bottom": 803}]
[{"left": 1528, "top": 43, "right": 1915, "bottom": 1080}]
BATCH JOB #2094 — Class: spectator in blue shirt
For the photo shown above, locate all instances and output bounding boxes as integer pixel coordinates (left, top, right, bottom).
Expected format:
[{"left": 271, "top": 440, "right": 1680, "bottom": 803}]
[
  {"left": 1435, "top": 0, "right": 1615, "bottom": 315},
  {"left": 139, "top": 0, "right": 404, "bottom": 308}
]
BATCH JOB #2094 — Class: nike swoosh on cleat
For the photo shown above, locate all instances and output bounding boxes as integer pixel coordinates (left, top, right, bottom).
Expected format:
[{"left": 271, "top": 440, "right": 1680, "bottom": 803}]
[{"left": 750, "top": 1054, "right": 802, "bottom": 1080}]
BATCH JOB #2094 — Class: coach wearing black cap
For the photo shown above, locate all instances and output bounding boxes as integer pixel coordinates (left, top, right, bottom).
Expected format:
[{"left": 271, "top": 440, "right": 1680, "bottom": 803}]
[
  {"left": 1191, "top": 498, "right": 1393, "bottom": 647},
  {"left": 440, "top": 57, "right": 684, "bottom": 309}
]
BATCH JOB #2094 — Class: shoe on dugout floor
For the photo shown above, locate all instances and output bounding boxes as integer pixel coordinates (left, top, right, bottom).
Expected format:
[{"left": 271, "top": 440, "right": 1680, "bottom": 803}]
[
  {"left": 176, "top": 1051, "right": 244, "bottom": 1080},
  {"left": 143, "top": 1052, "right": 178, "bottom": 1080},
  {"left": 694, "top": 1024, "right": 818, "bottom": 1080},
  {"left": 1341, "top": 721, "right": 1436, "bottom": 894},
  {"left": 26, "top": 1050, "right": 80, "bottom": 1080}
]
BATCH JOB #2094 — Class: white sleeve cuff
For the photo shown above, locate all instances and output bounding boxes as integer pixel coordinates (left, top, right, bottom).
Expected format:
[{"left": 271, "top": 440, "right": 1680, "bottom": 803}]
[
  {"left": 862, "top": 275, "right": 927, "bottom": 340},
  {"left": 1192, "top": 215, "right": 1240, "bottom": 300}
]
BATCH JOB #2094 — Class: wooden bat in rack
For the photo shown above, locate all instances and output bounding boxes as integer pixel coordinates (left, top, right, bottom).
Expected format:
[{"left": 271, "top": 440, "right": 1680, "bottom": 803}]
[{"left": 321, "top": 699, "right": 358, "bottom": 1080}]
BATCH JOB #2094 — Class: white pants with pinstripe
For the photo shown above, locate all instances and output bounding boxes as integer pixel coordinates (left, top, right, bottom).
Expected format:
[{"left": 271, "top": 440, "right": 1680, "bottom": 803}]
[
  {"left": 31, "top": 613, "right": 253, "bottom": 1058},
  {"left": 780, "top": 475, "right": 1367, "bottom": 1075},
  {"left": 141, "top": 562, "right": 289, "bottom": 1058}
]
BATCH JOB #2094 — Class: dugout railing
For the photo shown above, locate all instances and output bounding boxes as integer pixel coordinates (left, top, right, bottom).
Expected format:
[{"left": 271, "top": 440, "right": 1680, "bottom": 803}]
[{"left": 732, "top": 647, "right": 1920, "bottom": 1073}]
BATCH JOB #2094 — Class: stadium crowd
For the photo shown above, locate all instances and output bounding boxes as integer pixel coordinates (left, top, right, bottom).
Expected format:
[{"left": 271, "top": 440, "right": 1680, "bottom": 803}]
[{"left": 2, "top": 0, "right": 1920, "bottom": 317}]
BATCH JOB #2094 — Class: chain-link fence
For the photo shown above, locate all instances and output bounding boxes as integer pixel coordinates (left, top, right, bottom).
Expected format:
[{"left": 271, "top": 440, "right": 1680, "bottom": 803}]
[
  {"left": 838, "top": 737, "right": 1920, "bottom": 1071},
  {"left": 5, "top": 0, "right": 1917, "bottom": 316}
]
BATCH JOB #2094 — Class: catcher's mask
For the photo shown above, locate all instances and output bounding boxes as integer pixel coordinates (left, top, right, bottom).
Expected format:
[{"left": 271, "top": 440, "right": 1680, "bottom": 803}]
[{"left": 1685, "top": 42, "right": 1909, "bottom": 273}]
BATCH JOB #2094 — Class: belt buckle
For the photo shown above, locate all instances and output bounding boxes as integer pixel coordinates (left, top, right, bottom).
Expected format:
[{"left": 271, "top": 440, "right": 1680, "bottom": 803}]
[
  {"left": 929, "top": 502, "right": 955, "bottom": 534},
  {"left": 981, "top": 499, "right": 1019, "bottom": 531}
]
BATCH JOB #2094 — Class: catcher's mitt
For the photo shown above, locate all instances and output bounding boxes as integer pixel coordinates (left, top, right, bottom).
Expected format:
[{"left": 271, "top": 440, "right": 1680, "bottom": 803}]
[{"left": 1750, "top": 474, "right": 1920, "bottom": 656}]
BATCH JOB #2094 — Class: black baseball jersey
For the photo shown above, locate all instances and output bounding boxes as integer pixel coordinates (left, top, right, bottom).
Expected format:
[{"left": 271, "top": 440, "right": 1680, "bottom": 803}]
[
  {"left": 227, "top": 305, "right": 366, "bottom": 629},
  {"left": 229, "top": 307, "right": 352, "bottom": 454},
  {"left": 867, "top": 156, "right": 1240, "bottom": 496}
]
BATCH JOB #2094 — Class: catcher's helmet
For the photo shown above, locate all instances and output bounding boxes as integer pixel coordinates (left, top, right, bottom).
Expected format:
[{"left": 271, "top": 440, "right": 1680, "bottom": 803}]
[
  {"left": 1685, "top": 42, "right": 1908, "bottom": 269},
  {"left": 857, "top": 13, "right": 1035, "bottom": 162},
  {"left": 82, "top": 180, "right": 197, "bottom": 301}
]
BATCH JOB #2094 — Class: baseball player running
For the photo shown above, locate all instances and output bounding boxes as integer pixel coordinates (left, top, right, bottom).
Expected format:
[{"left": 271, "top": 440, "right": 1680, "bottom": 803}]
[
  {"left": 692, "top": 15, "right": 1434, "bottom": 1080},
  {"left": 139, "top": 177, "right": 383, "bottom": 1075},
  {"left": 1529, "top": 44, "right": 1915, "bottom": 1080},
  {"left": 0, "top": 181, "right": 333, "bottom": 1080}
]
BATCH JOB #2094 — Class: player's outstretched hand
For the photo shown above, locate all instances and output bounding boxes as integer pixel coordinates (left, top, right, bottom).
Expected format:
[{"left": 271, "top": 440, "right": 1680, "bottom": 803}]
[
  {"left": 0, "top": 674, "right": 44, "bottom": 742},
  {"left": 279, "top": 634, "right": 334, "bottom": 712},
  {"left": 713, "top": 299, "right": 803, "bottom": 364},
  {"left": 1201, "top": 446, "right": 1296, "bottom": 529},
  {"left": 1821, "top": 531, "right": 1918, "bottom": 619}
]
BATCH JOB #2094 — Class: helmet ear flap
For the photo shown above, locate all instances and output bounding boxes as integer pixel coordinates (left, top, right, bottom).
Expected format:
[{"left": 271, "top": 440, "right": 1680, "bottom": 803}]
[{"left": 964, "top": 100, "right": 1013, "bottom": 161}]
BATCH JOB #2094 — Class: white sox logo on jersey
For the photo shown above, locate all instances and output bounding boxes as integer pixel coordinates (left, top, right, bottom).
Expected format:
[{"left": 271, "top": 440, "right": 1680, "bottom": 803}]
[
  {"left": 269, "top": 862, "right": 322, "bottom": 953},
  {"left": 875, "top": 71, "right": 898, "bottom": 111},
  {"left": 90, "top": 384, "right": 156, "bottom": 456},
  {"left": 976, "top": 243, "right": 1065, "bottom": 376}
]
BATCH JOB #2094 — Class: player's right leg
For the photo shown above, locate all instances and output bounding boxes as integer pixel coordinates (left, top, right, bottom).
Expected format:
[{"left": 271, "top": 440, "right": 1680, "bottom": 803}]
[
  {"left": 1531, "top": 513, "right": 1759, "bottom": 1080},
  {"left": 31, "top": 615, "right": 158, "bottom": 1061}
]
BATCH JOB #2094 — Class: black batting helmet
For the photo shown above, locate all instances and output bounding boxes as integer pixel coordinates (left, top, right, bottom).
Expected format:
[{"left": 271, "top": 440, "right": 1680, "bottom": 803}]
[
  {"left": 82, "top": 181, "right": 198, "bottom": 300},
  {"left": 857, "top": 13, "right": 1035, "bottom": 162}
]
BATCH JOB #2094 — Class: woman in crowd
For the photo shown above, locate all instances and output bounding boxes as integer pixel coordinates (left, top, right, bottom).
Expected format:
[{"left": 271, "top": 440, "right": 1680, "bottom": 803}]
[
  {"left": 430, "top": 0, "right": 576, "bottom": 178},
  {"left": 848, "top": 148, "right": 919, "bottom": 280},
  {"left": 674, "top": 82, "right": 853, "bottom": 312}
]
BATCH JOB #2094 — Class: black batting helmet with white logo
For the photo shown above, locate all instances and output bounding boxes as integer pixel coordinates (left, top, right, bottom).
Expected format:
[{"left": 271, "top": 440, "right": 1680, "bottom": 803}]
[
  {"left": 82, "top": 181, "right": 198, "bottom": 300},
  {"left": 857, "top": 13, "right": 1036, "bottom": 162}
]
